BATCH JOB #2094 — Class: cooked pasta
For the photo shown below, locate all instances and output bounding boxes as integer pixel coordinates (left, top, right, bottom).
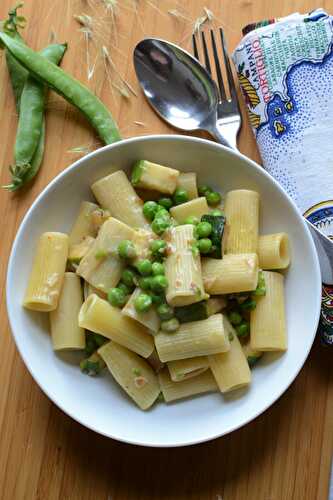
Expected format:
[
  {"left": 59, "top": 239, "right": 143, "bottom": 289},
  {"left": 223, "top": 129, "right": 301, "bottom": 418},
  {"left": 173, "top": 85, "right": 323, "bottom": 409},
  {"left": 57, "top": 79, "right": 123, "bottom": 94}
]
[
  {"left": 23, "top": 232, "right": 69, "bottom": 311},
  {"left": 155, "top": 314, "right": 230, "bottom": 362},
  {"left": 224, "top": 189, "right": 259, "bottom": 253},
  {"left": 158, "top": 367, "right": 218, "bottom": 402},
  {"left": 68, "top": 201, "right": 99, "bottom": 246},
  {"left": 250, "top": 271, "right": 287, "bottom": 351},
  {"left": 177, "top": 172, "right": 198, "bottom": 200},
  {"left": 209, "top": 319, "right": 251, "bottom": 393},
  {"left": 202, "top": 253, "right": 258, "bottom": 294},
  {"left": 50, "top": 272, "right": 85, "bottom": 350},
  {"left": 165, "top": 224, "right": 206, "bottom": 307},
  {"left": 79, "top": 294, "right": 154, "bottom": 358},
  {"left": 131, "top": 160, "right": 180, "bottom": 194},
  {"left": 167, "top": 356, "right": 209, "bottom": 382},
  {"left": 91, "top": 170, "right": 149, "bottom": 229},
  {"left": 170, "top": 197, "right": 209, "bottom": 223},
  {"left": 98, "top": 341, "right": 160, "bottom": 410},
  {"left": 258, "top": 233, "right": 290, "bottom": 270},
  {"left": 76, "top": 217, "right": 135, "bottom": 292},
  {"left": 24, "top": 164, "right": 291, "bottom": 411}
]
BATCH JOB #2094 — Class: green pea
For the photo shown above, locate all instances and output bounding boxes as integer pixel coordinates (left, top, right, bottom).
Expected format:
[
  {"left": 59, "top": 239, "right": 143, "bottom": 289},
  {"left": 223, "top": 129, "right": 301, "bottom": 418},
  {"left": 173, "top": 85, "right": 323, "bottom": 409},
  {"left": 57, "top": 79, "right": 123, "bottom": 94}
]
[
  {"left": 206, "top": 191, "right": 221, "bottom": 206},
  {"left": 161, "top": 318, "right": 180, "bottom": 333},
  {"left": 151, "top": 216, "right": 170, "bottom": 235},
  {"left": 143, "top": 200, "right": 159, "bottom": 221},
  {"left": 173, "top": 188, "right": 188, "bottom": 205},
  {"left": 191, "top": 242, "right": 200, "bottom": 257},
  {"left": 228, "top": 311, "right": 242, "bottom": 326},
  {"left": 157, "top": 303, "right": 174, "bottom": 321},
  {"left": 107, "top": 287, "right": 127, "bottom": 307},
  {"left": 134, "top": 293, "right": 152, "bottom": 313},
  {"left": 117, "top": 282, "right": 131, "bottom": 296},
  {"left": 196, "top": 221, "right": 212, "bottom": 238},
  {"left": 136, "top": 259, "right": 152, "bottom": 276},
  {"left": 152, "top": 262, "right": 165, "bottom": 276},
  {"left": 151, "top": 275, "right": 168, "bottom": 293},
  {"left": 158, "top": 197, "right": 173, "bottom": 210},
  {"left": 121, "top": 268, "right": 137, "bottom": 288},
  {"left": 85, "top": 337, "right": 96, "bottom": 356},
  {"left": 235, "top": 321, "right": 249, "bottom": 338},
  {"left": 240, "top": 298, "right": 257, "bottom": 311},
  {"left": 118, "top": 240, "right": 136, "bottom": 259},
  {"left": 184, "top": 216, "right": 200, "bottom": 225},
  {"left": 198, "top": 185, "right": 212, "bottom": 196},
  {"left": 210, "top": 209, "right": 224, "bottom": 216},
  {"left": 150, "top": 239, "right": 167, "bottom": 257},
  {"left": 138, "top": 276, "right": 152, "bottom": 291},
  {"left": 149, "top": 293, "right": 165, "bottom": 305},
  {"left": 198, "top": 238, "right": 212, "bottom": 254},
  {"left": 253, "top": 271, "right": 266, "bottom": 296}
]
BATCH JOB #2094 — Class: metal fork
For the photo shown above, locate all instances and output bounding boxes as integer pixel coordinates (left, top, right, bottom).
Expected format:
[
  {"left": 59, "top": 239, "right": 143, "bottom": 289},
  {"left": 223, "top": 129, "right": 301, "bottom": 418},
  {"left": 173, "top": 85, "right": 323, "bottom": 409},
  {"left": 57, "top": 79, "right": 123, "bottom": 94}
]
[{"left": 192, "top": 28, "right": 242, "bottom": 150}]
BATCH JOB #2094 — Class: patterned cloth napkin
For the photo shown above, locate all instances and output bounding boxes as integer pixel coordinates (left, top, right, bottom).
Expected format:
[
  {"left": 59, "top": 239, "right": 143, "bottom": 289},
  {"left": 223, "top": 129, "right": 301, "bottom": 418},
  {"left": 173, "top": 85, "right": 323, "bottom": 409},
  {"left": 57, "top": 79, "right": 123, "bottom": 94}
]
[{"left": 232, "top": 9, "right": 333, "bottom": 345}]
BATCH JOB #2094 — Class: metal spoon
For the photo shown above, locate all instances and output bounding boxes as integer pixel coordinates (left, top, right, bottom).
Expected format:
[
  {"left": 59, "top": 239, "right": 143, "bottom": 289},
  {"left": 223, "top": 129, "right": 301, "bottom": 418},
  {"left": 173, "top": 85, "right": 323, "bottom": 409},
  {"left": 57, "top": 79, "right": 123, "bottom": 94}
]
[{"left": 133, "top": 38, "right": 233, "bottom": 148}]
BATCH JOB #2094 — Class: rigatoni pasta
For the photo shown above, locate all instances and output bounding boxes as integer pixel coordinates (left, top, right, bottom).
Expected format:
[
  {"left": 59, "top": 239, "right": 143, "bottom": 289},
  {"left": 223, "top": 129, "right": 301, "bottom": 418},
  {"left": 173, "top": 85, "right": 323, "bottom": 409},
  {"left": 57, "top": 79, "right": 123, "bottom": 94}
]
[
  {"left": 79, "top": 294, "right": 154, "bottom": 358},
  {"left": 23, "top": 162, "right": 291, "bottom": 411},
  {"left": 158, "top": 368, "right": 218, "bottom": 402},
  {"left": 91, "top": 170, "right": 149, "bottom": 229},
  {"left": 224, "top": 189, "right": 259, "bottom": 253},
  {"left": 167, "top": 356, "right": 209, "bottom": 382},
  {"left": 155, "top": 314, "right": 230, "bottom": 362},
  {"left": 170, "top": 197, "right": 209, "bottom": 223},
  {"left": 258, "top": 233, "right": 290, "bottom": 270},
  {"left": 165, "top": 224, "right": 206, "bottom": 307},
  {"left": 202, "top": 253, "right": 259, "bottom": 294},
  {"left": 23, "top": 232, "right": 68, "bottom": 311},
  {"left": 98, "top": 341, "right": 160, "bottom": 410},
  {"left": 50, "top": 272, "right": 85, "bottom": 350},
  {"left": 250, "top": 271, "right": 287, "bottom": 351},
  {"left": 177, "top": 172, "right": 198, "bottom": 200}
]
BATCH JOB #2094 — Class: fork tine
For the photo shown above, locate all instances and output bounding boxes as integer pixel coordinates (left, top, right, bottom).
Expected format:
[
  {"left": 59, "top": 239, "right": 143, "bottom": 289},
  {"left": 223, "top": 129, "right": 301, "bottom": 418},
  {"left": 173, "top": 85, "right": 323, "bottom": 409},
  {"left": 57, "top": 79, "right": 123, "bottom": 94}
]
[
  {"left": 201, "top": 31, "right": 212, "bottom": 75},
  {"left": 192, "top": 34, "right": 199, "bottom": 60},
  {"left": 210, "top": 29, "right": 226, "bottom": 101},
  {"left": 219, "top": 28, "right": 236, "bottom": 96}
]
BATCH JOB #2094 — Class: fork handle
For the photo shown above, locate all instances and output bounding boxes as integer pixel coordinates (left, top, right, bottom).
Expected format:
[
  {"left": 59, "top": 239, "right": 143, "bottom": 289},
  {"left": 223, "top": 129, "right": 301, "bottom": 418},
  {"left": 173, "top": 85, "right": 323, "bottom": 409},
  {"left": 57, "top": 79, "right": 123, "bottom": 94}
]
[{"left": 208, "top": 124, "right": 238, "bottom": 150}]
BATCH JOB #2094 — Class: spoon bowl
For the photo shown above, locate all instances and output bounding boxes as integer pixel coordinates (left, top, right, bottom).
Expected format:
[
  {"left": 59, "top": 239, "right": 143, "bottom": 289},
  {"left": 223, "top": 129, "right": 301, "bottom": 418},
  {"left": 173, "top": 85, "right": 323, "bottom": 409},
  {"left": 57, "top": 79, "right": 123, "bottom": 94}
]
[{"left": 134, "top": 38, "right": 227, "bottom": 141}]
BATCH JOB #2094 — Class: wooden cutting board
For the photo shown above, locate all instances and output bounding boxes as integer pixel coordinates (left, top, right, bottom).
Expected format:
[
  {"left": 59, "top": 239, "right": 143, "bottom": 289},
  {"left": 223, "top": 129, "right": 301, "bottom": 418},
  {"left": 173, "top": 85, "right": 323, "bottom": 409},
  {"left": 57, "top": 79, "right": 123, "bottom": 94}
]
[{"left": 0, "top": 0, "right": 332, "bottom": 499}]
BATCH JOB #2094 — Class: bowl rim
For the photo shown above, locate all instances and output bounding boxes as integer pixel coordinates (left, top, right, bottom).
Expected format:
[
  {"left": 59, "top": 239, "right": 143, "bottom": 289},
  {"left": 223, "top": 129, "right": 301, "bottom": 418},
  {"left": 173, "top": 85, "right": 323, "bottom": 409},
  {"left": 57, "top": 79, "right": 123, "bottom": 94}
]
[{"left": 6, "top": 134, "right": 322, "bottom": 447}]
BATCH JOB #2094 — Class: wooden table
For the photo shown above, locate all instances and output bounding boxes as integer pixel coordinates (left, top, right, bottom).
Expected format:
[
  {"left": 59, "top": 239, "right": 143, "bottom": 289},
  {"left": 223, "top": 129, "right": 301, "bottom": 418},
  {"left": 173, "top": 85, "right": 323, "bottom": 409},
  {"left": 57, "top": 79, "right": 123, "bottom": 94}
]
[{"left": 0, "top": 0, "right": 332, "bottom": 498}]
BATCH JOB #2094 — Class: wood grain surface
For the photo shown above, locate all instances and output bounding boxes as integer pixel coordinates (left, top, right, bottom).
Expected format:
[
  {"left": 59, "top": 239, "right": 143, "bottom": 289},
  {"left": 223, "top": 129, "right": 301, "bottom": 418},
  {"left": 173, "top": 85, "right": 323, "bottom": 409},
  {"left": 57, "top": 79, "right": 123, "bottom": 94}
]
[{"left": 0, "top": 1, "right": 332, "bottom": 499}]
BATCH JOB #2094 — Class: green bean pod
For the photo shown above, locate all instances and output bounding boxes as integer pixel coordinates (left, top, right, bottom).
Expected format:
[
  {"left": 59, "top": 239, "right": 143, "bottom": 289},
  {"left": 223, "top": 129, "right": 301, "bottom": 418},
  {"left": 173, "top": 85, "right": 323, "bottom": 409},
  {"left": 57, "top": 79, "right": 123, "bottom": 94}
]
[
  {"left": 0, "top": 32, "right": 121, "bottom": 145},
  {"left": 5, "top": 43, "right": 67, "bottom": 190}
]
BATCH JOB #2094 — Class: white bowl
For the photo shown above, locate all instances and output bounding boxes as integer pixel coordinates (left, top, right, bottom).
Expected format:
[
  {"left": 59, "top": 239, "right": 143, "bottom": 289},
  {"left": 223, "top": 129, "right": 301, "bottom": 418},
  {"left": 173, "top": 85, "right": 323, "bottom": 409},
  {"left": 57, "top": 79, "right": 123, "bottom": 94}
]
[{"left": 6, "top": 135, "right": 321, "bottom": 447}]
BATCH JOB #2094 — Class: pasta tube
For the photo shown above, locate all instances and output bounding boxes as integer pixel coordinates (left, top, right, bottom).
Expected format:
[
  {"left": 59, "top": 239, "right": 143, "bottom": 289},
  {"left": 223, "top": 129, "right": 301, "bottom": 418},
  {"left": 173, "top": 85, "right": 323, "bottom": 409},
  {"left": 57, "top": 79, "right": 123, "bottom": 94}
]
[
  {"left": 155, "top": 314, "right": 230, "bottom": 362},
  {"left": 79, "top": 294, "right": 154, "bottom": 358},
  {"left": 202, "top": 253, "right": 258, "bottom": 294},
  {"left": 131, "top": 160, "right": 179, "bottom": 194},
  {"left": 98, "top": 342, "right": 160, "bottom": 410},
  {"left": 208, "top": 319, "right": 251, "bottom": 393},
  {"left": 122, "top": 288, "right": 160, "bottom": 334},
  {"left": 50, "top": 272, "right": 85, "bottom": 350},
  {"left": 158, "top": 368, "right": 218, "bottom": 402},
  {"left": 91, "top": 170, "right": 149, "bottom": 229},
  {"left": 258, "top": 233, "right": 290, "bottom": 270},
  {"left": 167, "top": 356, "right": 209, "bottom": 382},
  {"left": 170, "top": 197, "right": 209, "bottom": 224},
  {"left": 250, "top": 271, "right": 287, "bottom": 351},
  {"left": 68, "top": 201, "right": 99, "bottom": 246},
  {"left": 224, "top": 190, "right": 259, "bottom": 253},
  {"left": 76, "top": 217, "right": 136, "bottom": 292},
  {"left": 23, "top": 232, "right": 69, "bottom": 311},
  {"left": 177, "top": 172, "right": 198, "bottom": 200},
  {"left": 165, "top": 225, "right": 205, "bottom": 307}
]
